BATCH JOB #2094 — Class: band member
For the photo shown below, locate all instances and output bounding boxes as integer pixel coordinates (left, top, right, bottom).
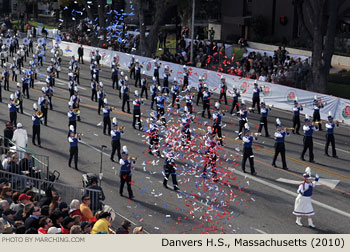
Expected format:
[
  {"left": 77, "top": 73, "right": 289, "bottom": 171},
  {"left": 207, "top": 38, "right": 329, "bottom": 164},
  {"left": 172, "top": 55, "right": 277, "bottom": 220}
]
[
  {"left": 312, "top": 96, "right": 324, "bottom": 131},
  {"left": 156, "top": 88, "right": 166, "bottom": 120},
  {"left": 54, "top": 57, "right": 61, "bottom": 79},
  {"left": 95, "top": 49, "right": 101, "bottom": 65},
  {"left": 202, "top": 84, "right": 212, "bottom": 119},
  {"left": 257, "top": 101, "right": 271, "bottom": 137},
  {"left": 45, "top": 81, "right": 54, "bottom": 110},
  {"left": 133, "top": 91, "right": 143, "bottom": 130},
  {"left": 238, "top": 101, "right": 248, "bottom": 139},
  {"left": 184, "top": 88, "right": 193, "bottom": 114},
  {"left": 153, "top": 59, "right": 160, "bottom": 85},
  {"left": 10, "top": 61, "right": 18, "bottom": 82},
  {"left": 147, "top": 121, "right": 160, "bottom": 156},
  {"left": 230, "top": 87, "right": 240, "bottom": 114},
  {"left": 150, "top": 77, "right": 158, "bottom": 110},
  {"left": 182, "top": 65, "right": 189, "bottom": 91},
  {"left": 118, "top": 72, "right": 125, "bottom": 99},
  {"left": 325, "top": 113, "right": 339, "bottom": 158},
  {"left": 97, "top": 83, "right": 105, "bottom": 115},
  {"left": 202, "top": 133, "right": 219, "bottom": 182},
  {"left": 140, "top": 71, "right": 148, "bottom": 99},
  {"left": 162, "top": 65, "right": 171, "bottom": 94},
  {"left": 47, "top": 62, "right": 55, "bottom": 87},
  {"left": 15, "top": 83, "right": 23, "bottom": 114},
  {"left": 3, "top": 67, "right": 9, "bottom": 91},
  {"left": 181, "top": 110, "right": 192, "bottom": 149},
  {"left": 8, "top": 94, "right": 17, "bottom": 126},
  {"left": 28, "top": 65, "right": 35, "bottom": 89},
  {"left": 121, "top": 77, "right": 130, "bottom": 113},
  {"left": 242, "top": 123, "right": 257, "bottom": 175},
  {"left": 32, "top": 103, "right": 42, "bottom": 147},
  {"left": 219, "top": 76, "right": 228, "bottom": 105},
  {"left": 0, "top": 74, "right": 2, "bottom": 102},
  {"left": 301, "top": 115, "right": 318, "bottom": 163},
  {"left": 68, "top": 129, "right": 81, "bottom": 170},
  {"left": 68, "top": 101, "right": 77, "bottom": 134},
  {"left": 252, "top": 80, "right": 261, "bottom": 114},
  {"left": 70, "top": 87, "right": 81, "bottom": 121},
  {"left": 68, "top": 72, "right": 75, "bottom": 97},
  {"left": 292, "top": 97, "right": 303, "bottom": 134},
  {"left": 77, "top": 44, "right": 84, "bottom": 64},
  {"left": 111, "top": 62, "right": 119, "bottom": 89},
  {"left": 91, "top": 76, "right": 98, "bottom": 102},
  {"left": 212, "top": 102, "right": 224, "bottom": 146},
  {"left": 293, "top": 167, "right": 319, "bottom": 228},
  {"left": 163, "top": 151, "right": 179, "bottom": 191},
  {"left": 196, "top": 76, "right": 204, "bottom": 106},
  {"left": 111, "top": 117, "right": 124, "bottom": 162},
  {"left": 134, "top": 60, "right": 142, "bottom": 87},
  {"left": 272, "top": 119, "right": 289, "bottom": 170},
  {"left": 171, "top": 78, "right": 180, "bottom": 108},
  {"left": 38, "top": 88, "right": 50, "bottom": 126},
  {"left": 128, "top": 56, "right": 135, "bottom": 80},
  {"left": 119, "top": 146, "right": 135, "bottom": 199},
  {"left": 102, "top": 98, "right": 112, "bottom": 135}
]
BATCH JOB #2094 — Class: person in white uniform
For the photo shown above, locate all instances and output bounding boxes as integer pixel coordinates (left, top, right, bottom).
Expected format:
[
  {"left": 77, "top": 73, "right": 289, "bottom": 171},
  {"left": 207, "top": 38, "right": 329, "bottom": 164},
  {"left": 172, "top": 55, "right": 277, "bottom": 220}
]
[{"left": 293, "top": 167, "right": 319, "bottom": 228}]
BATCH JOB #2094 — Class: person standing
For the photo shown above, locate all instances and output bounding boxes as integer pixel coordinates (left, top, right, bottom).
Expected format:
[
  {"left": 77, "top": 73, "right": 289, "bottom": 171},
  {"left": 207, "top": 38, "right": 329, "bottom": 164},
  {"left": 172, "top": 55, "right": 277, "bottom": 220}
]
[
  {"left": 241, "top": 123, "right": 257, "bottom": 175},
  {"left": 150, "top": 77, "right": 157, "bottom": 110},
  {"left": 132, "top": 91, "right": 143, "bottom": 130},
  {"left": 300, "top": 115, "right": 318, "bottom": 163},
  {"left": 3, "top": 122, "right": 14, "bottom": 152},
  {"left": 325, "top": 113, "right": 339, "bottom": 158},
  {"left": 202, "top": 85, "right": 212, "bottom": 119},
  {"left": 162, "top": 65, "right": 170, "bottom": 94},
  {"left": 148, "top": 122, "right": 160, "bottom": 157},
  {"left": 68, "top": 130, "right": 80, "bottom": 170},
  {"left": 163, "top": 151, "right": 179, "bottom": 191},
  {"left": 97, "top": 83, "right": 105, "bottom": 115},
  {"left": 77, "top": 44, "right": 84, "bottom": 64},
  {"left": 219, "top": 76, "right": 228, "bottom": 105},
  {"left": 102, "top": 98, "right": 112, "bottom": 135},
  {"left": 202, "top": 133, "right": 219, "bottom": 182},
  {"left": 128, "top": 56, "right": 135, "bottom": 80},
  {"left": 312, "top": 96, "right": 324, "bottom": 131},
  {"left": 252, "top": 81, "right": 261, "bottom": 114},
  {"left": 67, "top": 102, "right": 77, "bottom": 135},
  {"left": 119, "top": 146, "right": 135, "bottom": 199},
  {"left": 292, "top": 98, "right": 303, "bottom": 134},
  {"left": 153, "top": 60, "right": 160, "bottom": 86},
  {"left": 38, "top": 88, "right": 49, "bottom": 126},
  {"left": 293, "top": 168, "right": 319, "bottom": 228},
  {"left": 182, "top": 66, "right": 189, "bottom": 91},
  {"left": 69, "top": 87, "right": 81, "bottom": 122},
  {"left": 118, "top": 72, "right": 125, "bottom": 99},
  {"left": 111, "top": 63, "right": 119, "bottom": 90},
  {"left": 237, "top": 101, "right": 248, "bottom": 139},
  {"left": 32, "top": 103, "right": 42, "bottom": 147},
  {"left": 3, "top": 67, "right": 9, "bottom": 91},
  {"left": 171, "top": 78, "right": 180, "bottom": 108},
  {"left": 110, "top": 117, "right": 123, "bottom": 162},
  {"left": 257, "top": 101, "right": 271, "bottom": 137},
  {"left": 8, "top": 94, "right": 17, "bottom": 126},
  {"left": 91, "top": 77, "right": 97, "bottom": 102},
  {"left": 272, "top": 119, "right": 289, "bottom": 170},
  {"left": 212, "top": 102, "right": 224, "bottom": 146},
  {"left": 196, "top": 76, "right": 204, "bottom": 106},
  {"left": 45, "top": 81, "right": 54, "bottom": 110},
  {"left": 156, "top": 88, "right": 165, "bottom": 120},
  {"left": 134, "top": 60, "right": 142, "bottom": 88},
  {"left": 12, "top": 123, "right": 28, "bottom": 159},
  {"left": 121, "top": 77, "right": 130, "bottom": 113},
  {"left": 230, "top": 87, "right": 240, "bottom": 115},
  {"left": 15, "top": 84, "right": 24, "bottom": 114},
  {"left": 140, "top": 72, "right": 148, "bottom": 99},
  {"left": 22, "top": 74, "right": 30, "bottom": 99}
]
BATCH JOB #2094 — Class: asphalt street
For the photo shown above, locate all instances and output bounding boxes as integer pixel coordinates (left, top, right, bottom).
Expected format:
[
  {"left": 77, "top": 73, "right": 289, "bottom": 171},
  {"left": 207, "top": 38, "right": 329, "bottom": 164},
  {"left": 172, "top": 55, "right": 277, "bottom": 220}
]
[{"left": 1, "top": 44, "right": 349, "bottom": 234}]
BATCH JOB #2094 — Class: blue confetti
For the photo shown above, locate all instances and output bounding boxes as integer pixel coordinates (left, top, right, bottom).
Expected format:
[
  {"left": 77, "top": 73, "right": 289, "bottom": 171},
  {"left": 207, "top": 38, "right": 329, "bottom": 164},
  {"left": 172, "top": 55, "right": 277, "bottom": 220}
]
[{"left": 163, "top": 204, "right": 168, "bottom": 208}]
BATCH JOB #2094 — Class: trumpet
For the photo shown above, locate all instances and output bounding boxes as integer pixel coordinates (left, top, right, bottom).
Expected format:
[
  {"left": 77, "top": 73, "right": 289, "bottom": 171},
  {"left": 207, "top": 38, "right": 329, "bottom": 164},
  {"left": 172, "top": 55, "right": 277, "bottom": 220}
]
[
  {"left": 284, "top": 127, "right": 294, "bottom": 131},
  {"left": 312, "top": 121, "right": 321, "bottom": 125},
  {"left": 36, "top": 111, "right": 43, "bottom": 118},
  {"left": 267, "top": 105, "right": 274, "bottom": 108},
  {"left": 335, "top": 120, "right": 344, "bottom": 124},
  {"left": 248, "top": 107, "right": 255, "bottom": 111},
  {"left": 73, "top": 108, "right": 81, "bottom": 114},
  {"left": 130, "top": 156, "right": 137, "bottom": 161},
  {"left": 116, "top": 126, "right": 125, "bottom": 130},
  {"left": 253, "top": 132, "right": 262, "bottom": 136}
]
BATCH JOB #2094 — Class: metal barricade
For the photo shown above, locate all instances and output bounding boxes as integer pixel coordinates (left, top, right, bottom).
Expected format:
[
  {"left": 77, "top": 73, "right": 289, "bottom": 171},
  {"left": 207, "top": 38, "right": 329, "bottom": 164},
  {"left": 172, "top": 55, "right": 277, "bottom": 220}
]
[
  {"left": 0, "top": 170, "right": 102, "bottom": 211},
  {"left": 0, "top": 136, "right": 50, "bottom": 181}
]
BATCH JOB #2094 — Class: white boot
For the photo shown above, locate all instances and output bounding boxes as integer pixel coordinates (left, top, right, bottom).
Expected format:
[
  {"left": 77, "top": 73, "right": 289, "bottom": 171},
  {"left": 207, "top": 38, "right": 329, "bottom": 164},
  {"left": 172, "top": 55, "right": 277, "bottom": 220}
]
[
  {"left": 296, "top": 217, "right": 303, "bottom": 226},
  {"left": 308, "top": 218, "right": 315, "bottom": 228}
]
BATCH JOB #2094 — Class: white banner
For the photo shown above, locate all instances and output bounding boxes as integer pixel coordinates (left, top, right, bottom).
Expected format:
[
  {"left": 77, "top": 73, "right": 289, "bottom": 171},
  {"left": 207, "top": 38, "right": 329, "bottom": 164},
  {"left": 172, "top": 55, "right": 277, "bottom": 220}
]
[{"left": 58, "top": 41, "right": 350, "bottom": 125}]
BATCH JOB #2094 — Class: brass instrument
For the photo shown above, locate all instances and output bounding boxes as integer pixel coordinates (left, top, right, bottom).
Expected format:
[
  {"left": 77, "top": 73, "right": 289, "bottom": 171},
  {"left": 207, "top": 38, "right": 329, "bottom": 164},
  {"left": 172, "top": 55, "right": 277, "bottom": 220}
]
[
  {"left": 312, "top": 121, "right": 321, "bottom": 125},
  {"left": 130, "top": 157, "right": 137, "bottom": 161},
  {"left": 284, "top": 127, "right": 294, "bottom": 131},
  {"left": 14, "top": 99, "right": 20, "bottom": 106},
  {"left": 36, "top": 111, "right": 43, "bottom": 118},
  {"left": 128, "top": 63, "right": 135, "bottom": 72},
  {"left": 335, "top": 120, "right": 344, "bottom": 124},
  {"left": 248, "top": 107, "right": 255, "bottom": 111},
  {"left": 252, "top": 132, "right": 262, "bottom": 136},
  {"left": 44, "top": 99, "right": 49, "bottom": 109},
  {"left": 117, "top": 126, "right": 125, "bottom": 130},
  {"left": 74, "top": 108, "right": 81, "bottom": 114},
  {"left": 77, "top": 132, "right": 84, "bottom": 137},
  {"left": 267, "top": 105, "right": 274, "bottom": 108}
]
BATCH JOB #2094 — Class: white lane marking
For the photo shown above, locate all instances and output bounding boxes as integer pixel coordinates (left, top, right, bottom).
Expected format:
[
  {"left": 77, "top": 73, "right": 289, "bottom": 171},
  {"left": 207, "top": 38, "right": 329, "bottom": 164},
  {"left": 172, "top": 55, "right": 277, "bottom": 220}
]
[
  {"left": 79, "top": 140, "right": 110, "bottom": 157},
  {"left": 55, "top": 78, "right": 87, "bottom": 90},
  {"left": 276, "top": 178, "right": 340, "bottom": 190},
  {"left": 230, "top": 168, "right": 350, "bottom": 218},
  {"left": 254, "top": 228, "right": 268, "bottom": 234}
]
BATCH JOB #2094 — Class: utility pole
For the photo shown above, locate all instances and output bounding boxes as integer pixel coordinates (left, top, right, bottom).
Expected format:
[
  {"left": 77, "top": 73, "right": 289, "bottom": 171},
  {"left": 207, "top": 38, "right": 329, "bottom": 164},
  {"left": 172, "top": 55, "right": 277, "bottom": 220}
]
[{"left": 190, "top": 0, "right": 195, "bottom": 65}]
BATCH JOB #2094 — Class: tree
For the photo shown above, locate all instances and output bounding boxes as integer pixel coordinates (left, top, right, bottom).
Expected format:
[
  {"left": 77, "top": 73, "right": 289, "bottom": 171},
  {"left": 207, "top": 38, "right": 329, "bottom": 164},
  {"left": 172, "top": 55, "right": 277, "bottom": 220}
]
[
  {"left": 136, "top": 0, "right": 174, "bottom": 57},
  {"left": 295, "top": 0, "right": 350, "bottom": 93}
]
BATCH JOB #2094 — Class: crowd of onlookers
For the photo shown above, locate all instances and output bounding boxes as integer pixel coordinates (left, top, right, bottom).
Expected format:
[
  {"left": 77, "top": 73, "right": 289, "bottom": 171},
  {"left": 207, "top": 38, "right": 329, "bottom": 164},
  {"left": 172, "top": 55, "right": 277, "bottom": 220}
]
[{"left": 0, "top": 181, "right": 144, "bottom": 234}]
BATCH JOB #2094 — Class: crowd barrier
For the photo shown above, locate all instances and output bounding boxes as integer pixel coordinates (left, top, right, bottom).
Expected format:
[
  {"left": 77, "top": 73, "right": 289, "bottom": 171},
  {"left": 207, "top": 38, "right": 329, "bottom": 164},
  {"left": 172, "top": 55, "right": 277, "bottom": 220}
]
[
  {"left": 0, "top": 169, "right": 103, "bottom": 212},
  {"left": 57, "top": 40, "right": 350, "bottom": 126}
]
